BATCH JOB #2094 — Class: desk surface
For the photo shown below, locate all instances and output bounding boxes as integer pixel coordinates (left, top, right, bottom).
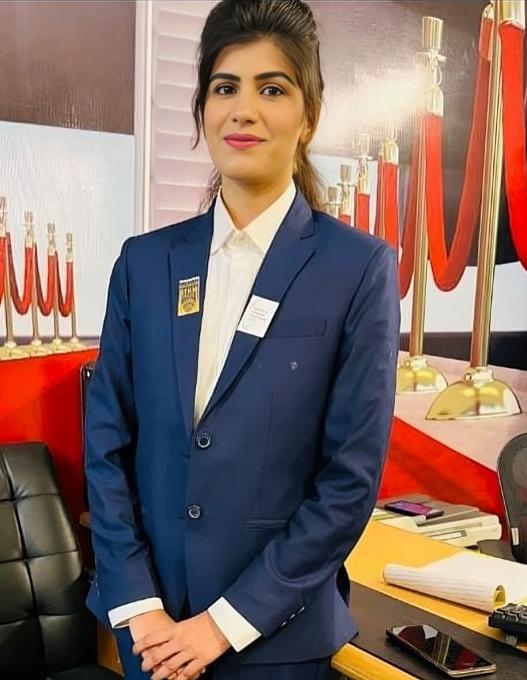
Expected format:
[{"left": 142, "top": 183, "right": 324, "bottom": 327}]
[{"left": 332, "top": 522, "right": 526, "bottom": 678}]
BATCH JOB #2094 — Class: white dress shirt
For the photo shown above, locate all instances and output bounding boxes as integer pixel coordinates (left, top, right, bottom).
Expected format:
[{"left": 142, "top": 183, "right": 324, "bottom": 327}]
[{"left": 108, "top": 180, "right": 297, "bottom": 652}]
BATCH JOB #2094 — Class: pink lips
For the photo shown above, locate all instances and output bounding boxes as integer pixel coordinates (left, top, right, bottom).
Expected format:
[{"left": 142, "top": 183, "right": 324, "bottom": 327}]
[{"left": 225, "top": 135, "right": 263, "bottom": 149}]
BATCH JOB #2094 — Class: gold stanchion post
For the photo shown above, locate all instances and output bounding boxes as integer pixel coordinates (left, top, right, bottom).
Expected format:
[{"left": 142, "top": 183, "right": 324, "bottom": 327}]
[
  {"left": 397, "top": 16, "right": 448, "bottom": 393},
  {"left": 24, "top": 211, "right": 52, "bottom": 356},
  {"left": 47, "top": 223, "right": 69, "bottom": 353},
  {"left": 0, "top": 198, "right": 28, "bottom": 360},
  {"left": 65, "top": 233, "right": 84, "bottom": 351},
  {"left": 325, "top": 186, "right": 341, "bottom": 218},
  {"left": 376, "top": 147, "right": 385, "bottom": 239},
  {"left": 378, "top": 122, "right": 400, "bottom": 240},
  {"left": 337, "top": 164, "right": 353, "bottom": 219},
  {"left": 427, "top": 0, "right": 521, "bottom": 419},
  {"left": 356, "top": 132, "right": 371, "bottom": 197}
]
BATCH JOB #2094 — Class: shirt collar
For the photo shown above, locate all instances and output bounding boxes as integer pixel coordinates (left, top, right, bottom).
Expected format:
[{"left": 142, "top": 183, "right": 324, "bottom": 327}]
[{"left": 211, "top": 179, "right": 297, "bottom": 255}]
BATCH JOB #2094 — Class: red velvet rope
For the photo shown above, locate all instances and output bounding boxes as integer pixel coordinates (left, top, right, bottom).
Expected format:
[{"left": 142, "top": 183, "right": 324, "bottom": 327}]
[
  {"left": 500, "top": 22, "right": 527, "bottom": 270},
  {"left": 355, "top": 193, "right": 370, "bottom": 232},
  {"left": 399, "top": 132, "right": 418, "bottom": 299},
  {"left": 0, "top": 236, "right": 5, "bottom": 305},
  {"left": 383, "top": 162, "right": 399, "bottom": 250},
  {"left": 57, "top": 259, "right": 74, "bottom": 316},
  {"left": 374, "top": 155, "right": 384, "bottom": 238},
  {"left": 7, "top": 235, "right": 33, "bottom": 314},
  {"left": 35, "top": 246, "right": 56, "bottom": 316},
  {"left": 423, "top": 18, "right": 491, "bottom": 291}
]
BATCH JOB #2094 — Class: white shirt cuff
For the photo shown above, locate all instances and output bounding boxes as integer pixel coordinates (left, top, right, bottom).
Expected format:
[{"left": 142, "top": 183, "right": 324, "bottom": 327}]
[
  {"left": 208, "top": 597, "right": 261, "bottom": 652},
  {"left": 108, "top": 597, "right": 164, "bottom": 628}
]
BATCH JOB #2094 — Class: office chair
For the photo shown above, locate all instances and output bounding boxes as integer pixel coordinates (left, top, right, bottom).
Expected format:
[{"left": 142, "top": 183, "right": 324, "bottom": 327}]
[
  {"left": 478, "top": 433, "right": 527, "bottom": 564},
  {"left": 0, "top": 441, "right": 121, "bottom": 679}
]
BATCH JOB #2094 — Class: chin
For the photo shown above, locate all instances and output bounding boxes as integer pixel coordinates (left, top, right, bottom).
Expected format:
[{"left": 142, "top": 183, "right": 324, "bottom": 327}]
[{"left": 218, "top": 167, "right": 269, "bottom": 186}]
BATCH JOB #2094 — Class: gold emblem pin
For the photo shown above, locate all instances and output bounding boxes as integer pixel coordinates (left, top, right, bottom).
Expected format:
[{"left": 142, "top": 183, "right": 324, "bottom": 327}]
[{"left": 177, "top": 276, "right": 200, "bottom": 316}]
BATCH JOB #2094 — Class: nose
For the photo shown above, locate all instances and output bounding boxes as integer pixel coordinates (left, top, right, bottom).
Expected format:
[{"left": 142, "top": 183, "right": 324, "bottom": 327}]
[{"left": 230, "top": 87, "right": 259, "bottom": 125}]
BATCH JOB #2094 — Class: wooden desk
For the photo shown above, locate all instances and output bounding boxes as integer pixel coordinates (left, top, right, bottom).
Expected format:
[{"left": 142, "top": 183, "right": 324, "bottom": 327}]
[{"left": 332, "top": 522, "right": 526, "bottom": 679}]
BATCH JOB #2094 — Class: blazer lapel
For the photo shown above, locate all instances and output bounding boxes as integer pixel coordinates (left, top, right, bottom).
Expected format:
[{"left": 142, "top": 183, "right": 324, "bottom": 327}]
[
  {"left": 199, "top": 190, "right": 316, "bottom": 425},
  {"left": 168, "top": 205, "right": 214, "bottom": 441}
]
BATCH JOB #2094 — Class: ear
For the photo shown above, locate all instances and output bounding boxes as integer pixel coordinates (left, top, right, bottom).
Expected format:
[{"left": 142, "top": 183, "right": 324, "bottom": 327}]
[{"left": 300, "top": 119, "right": 311, "bottom": 145}]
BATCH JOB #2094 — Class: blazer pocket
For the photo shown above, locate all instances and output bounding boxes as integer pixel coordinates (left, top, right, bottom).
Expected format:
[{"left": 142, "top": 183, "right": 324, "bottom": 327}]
[
  {"left": 245, "top": 518, "right": 289, "bottom": 529},
  {"left": 265, "top": 318, "right": 327, "bottom": 339}
]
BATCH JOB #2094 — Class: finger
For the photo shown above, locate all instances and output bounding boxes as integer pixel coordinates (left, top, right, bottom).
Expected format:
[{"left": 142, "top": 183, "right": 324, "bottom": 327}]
[
  {"left": 175, "top": 660, "right": 204, "bottom": 680},
  {"left": 192, "top": 669, "right": 208, "bottom": 680},
  {"left": 180, "top": 669, "right": 206, "bottom": 680},
  {"left": 141, "top": 639, "right": 185, "bottom": 672},
  {"left": 150, "top": 651, "right": 195, "bottom": 680},
  {"left": 133, "top": 626, "right": 175, "bottom": 655}
]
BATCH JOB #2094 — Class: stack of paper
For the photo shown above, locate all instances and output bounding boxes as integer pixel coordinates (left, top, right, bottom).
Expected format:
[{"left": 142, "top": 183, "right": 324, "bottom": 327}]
[{"left": 383, "top": 552, "right": 527, "bottom": 612}]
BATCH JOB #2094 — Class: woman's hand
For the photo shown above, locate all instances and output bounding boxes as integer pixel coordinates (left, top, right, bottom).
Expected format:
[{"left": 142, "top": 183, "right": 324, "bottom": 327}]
[
  {"left": 132, "top": 610, "right": 231, "bottom": 680},
  {"left": 129, "top": 609, "right": 175, "bottom": 644}
]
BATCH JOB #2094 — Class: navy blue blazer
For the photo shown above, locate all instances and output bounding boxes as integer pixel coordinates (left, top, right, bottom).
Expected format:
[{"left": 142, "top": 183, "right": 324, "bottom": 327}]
[{"left": 84, "top": 188, "right": 400, "bottom": 665}]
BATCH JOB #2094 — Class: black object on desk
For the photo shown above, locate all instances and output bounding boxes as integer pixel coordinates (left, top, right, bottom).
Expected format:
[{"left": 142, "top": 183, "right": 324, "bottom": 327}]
[
  {"left": 489, "top": 603, "right": 527, "bottom": 648},
  {"left": 386, "top": 624, "right": 496, "bottom": 677},
  {"left": 350, "top": 582, "right": 527, "bottom": 679}
]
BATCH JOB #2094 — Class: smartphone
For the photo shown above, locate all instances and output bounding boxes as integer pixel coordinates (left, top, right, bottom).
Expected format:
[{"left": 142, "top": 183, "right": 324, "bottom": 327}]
[
  {"left": 383, "top": 500, "right": 444, "bottom": 519},
  {"left": 386, "top": 624, "right": 496, "bottom": 677}
]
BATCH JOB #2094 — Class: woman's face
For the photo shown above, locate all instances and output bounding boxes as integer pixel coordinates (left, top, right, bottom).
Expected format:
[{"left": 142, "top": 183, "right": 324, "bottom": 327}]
[{"left": 203, "top": 38, "right": 309, "bottom": 188}]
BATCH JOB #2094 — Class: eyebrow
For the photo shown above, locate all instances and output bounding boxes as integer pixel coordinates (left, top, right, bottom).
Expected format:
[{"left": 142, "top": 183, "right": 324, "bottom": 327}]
[{"left": 209, "top": 71, "right": 297, "bottom": 87}]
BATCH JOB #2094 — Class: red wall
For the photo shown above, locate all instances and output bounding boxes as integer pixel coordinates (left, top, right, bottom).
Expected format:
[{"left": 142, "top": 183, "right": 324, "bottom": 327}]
[{"left": 0, "top": 348, "right": 98, "bottom": 558}]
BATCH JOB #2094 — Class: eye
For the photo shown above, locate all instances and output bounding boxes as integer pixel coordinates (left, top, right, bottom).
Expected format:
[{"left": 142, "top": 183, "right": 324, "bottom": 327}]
[
  {"left": 261, "top": 85, "right": 285, "bottom": 97},
  {"left": 213, "top": 84, "right": 236, "bottom": 95}
]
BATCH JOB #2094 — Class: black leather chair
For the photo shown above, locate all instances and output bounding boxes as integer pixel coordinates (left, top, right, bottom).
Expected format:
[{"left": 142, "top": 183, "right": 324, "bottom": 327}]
[
  {"left": 0, "top": 441, "right": 121, "bottom": 679},
  {"left": 478, "top": 433, "right": 527, "bottom": 564}
]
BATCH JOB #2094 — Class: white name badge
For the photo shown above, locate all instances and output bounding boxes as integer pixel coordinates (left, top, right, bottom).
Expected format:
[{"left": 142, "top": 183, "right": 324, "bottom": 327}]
[{"left": 237, "top": 295, "right": 279, "bottom": 338}]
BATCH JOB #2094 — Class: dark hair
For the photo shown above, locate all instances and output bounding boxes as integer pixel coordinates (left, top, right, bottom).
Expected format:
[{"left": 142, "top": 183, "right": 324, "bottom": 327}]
[{"left": 191, "top": 0, "right": 325, "bottom": 212}]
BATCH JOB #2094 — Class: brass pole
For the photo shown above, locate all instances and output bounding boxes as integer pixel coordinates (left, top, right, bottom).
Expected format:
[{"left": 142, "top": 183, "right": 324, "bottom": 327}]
[
  {"left": 48, "top": 223, "right": 68, "bottom": 353},
  {"left": 65, "top": 233, "right": 84, "bottom": 351},
  {"left": 396, "top": 16, "right": 448, "bottom": 393},
  {"left": 380, "top": 123, "right": 400, "bottom": 241},
  {"left": 471, "top": 6, "right": 503, "bottom": 367},
  {"left": 0, "top": 199, "right": 28, "bottom": 360},
  {"left": 356, "top": 132, "right": 371, "bottom": 196},
  {"left": 376, "top": 149, "right": 385, "bottom": 240},
  {"left": 25, "top": 212, "right": 51, "bottom": 356},
  {"left": 325, "top": 186, "right": 341, "bottom": 218},
  {"left": 338, "top": 164, "right": 353, "bottom": 220},
  {"left": 427, "top": 0, "right": 521, "bottom": 419},
  {"left": 409, "top": 119, "right": 427, "bottom": 358}
]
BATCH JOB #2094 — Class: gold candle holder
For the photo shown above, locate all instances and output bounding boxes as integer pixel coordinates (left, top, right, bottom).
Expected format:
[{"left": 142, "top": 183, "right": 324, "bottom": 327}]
[
  {"left": 0, "top": 199, "right": 28, "bottom": 360},
  {"left": 427, "top": 1, "right": 521, "bottom": 419},
  {"left": 397, "top": 16, "right": 447, "bottom": 394}
]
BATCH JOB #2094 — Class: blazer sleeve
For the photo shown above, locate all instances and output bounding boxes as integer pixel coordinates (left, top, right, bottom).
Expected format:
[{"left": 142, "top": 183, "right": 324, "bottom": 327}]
[
  {"left": 221, "top": 241, "right": 401, "bottom": 637},
  {"left": 84, "top": 237, "right": 162, "bottom": 612}
]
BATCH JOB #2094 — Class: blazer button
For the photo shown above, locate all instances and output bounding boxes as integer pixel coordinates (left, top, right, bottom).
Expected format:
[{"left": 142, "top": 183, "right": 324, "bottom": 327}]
[
  {"left": 195, "top": 432, "right": 211, "bottom": 449},
  {"left": 187, "top": 504, "right": 202, "bottom": 519}
]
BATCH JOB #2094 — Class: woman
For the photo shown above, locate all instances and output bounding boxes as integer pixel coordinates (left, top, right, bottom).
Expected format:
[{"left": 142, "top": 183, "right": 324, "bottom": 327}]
[{"left": 84, "top": 1, "right": 400, "bottom": 679}]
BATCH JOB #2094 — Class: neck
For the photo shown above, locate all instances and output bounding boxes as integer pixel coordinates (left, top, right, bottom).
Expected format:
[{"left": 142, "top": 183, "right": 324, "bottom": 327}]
[{"left": 220, "top": 175, "right": 293, "bottom": 230}]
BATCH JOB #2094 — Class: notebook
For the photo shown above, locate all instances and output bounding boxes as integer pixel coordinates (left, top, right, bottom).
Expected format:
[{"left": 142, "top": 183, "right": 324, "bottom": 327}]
[{"left": 383, "top": 552, "right": 527, "bottom": 612}]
